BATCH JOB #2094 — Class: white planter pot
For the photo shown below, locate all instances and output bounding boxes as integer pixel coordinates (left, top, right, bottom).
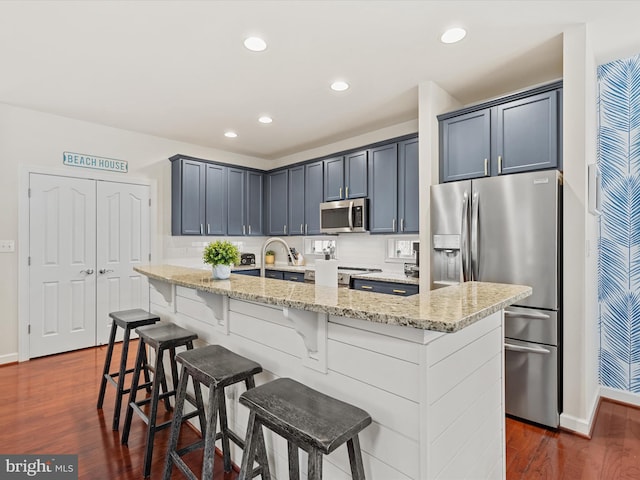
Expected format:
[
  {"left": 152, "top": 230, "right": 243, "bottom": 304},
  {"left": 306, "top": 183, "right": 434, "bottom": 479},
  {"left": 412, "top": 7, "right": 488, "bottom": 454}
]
[{"left": 212, "top": 264, "right": 231, "bottom": 280}]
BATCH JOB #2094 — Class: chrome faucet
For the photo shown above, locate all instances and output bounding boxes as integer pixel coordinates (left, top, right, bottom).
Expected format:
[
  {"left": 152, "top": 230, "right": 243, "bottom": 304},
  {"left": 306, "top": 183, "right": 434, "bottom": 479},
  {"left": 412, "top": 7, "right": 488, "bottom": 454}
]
[{"left": 260, "top": 237, "right": 292, "bottom": 277}]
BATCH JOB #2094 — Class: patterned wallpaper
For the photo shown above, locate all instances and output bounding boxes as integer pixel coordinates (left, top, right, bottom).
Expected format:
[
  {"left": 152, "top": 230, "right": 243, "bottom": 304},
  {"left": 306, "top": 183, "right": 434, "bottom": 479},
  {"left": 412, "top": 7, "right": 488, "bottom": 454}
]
[{"left": 598, "top": 54, "right": 640, "bottom": 393}]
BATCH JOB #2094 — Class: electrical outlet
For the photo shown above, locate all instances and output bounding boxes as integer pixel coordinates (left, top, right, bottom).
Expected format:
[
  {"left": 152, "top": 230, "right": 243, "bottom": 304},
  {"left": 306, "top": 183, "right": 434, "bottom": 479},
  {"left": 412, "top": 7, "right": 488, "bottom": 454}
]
[{"left": 0, "top": 240, "right": 15, "bottom": 253}]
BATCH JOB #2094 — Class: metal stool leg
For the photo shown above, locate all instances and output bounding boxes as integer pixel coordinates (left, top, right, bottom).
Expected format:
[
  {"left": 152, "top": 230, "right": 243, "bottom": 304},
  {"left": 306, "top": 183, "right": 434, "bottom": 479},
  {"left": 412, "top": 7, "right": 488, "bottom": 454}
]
[{"left": 97, "top": 320, "right": 118, "bottom": 409}]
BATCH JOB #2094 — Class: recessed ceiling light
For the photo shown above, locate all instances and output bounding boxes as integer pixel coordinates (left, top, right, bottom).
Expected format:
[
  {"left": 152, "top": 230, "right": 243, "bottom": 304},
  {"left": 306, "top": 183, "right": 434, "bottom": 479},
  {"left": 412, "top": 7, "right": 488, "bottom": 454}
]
[
  {"left": 244, "top": 36, "right": 267, "bottom": 52},
  {"left": 331, "top": 81, "right": 350, "bottom": 92},
  {"left": 258, "top": 116, "right": 273, "bottom": 124},
  {"left": 224, "top": 131, "right": 238, "bottom": 138},
  {"left": 440, "top": 27, "right": 466, "bottom": 44}
]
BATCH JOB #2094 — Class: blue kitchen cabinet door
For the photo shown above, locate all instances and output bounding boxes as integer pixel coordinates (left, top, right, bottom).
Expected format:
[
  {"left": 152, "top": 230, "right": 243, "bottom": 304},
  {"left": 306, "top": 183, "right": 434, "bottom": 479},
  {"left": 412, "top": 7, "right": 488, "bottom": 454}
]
[
  {"left": 440, "top": 109, "right": 491, "bottom": 183},
  {"left": 398, "top": 138, "right": 419, "bottom": 233},
  {"left": 266, "top": 170, "right": 289, "bottom": 235},
  {"left": 304, "top": 160, "right": 324, "bottom": 235},
  {"left": 246, "top": 171, "right": 264, "bottom": 236},
  {"left": 496, "top": 90, "right": 559, "bottom": 175},
  {"left": 204, "top": 163, "right": 227, "bottom": 235},
  {"left": 172, "top": 158, "right": 206, "bottom": 235},
  {"left": 227, "top": 167, "right": 246, "bottom": 236},
  {"left": 368, "top": 144, "right": 398, "bottom": 233},
  {"left": 288, "top": 165, "right": 305, "bottom": 235},
  {"left": 351, "top": 278, "right": 419, "bottom": 296},
  {"left": 345, "top": 150, "right": 368, "bottom": 198},
  {"left": 324, "top": 156, "right": 344, "bottom": 201}
]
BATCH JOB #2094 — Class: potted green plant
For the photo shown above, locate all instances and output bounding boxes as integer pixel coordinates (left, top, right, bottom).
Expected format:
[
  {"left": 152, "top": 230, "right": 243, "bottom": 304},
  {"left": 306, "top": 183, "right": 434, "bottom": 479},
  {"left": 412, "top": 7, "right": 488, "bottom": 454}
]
[
  {"left": 265, "top": 250, "right": 276, "bottom": 265},
  {"left": 202, "top": 240, "right": 240, "bottom": 280}
]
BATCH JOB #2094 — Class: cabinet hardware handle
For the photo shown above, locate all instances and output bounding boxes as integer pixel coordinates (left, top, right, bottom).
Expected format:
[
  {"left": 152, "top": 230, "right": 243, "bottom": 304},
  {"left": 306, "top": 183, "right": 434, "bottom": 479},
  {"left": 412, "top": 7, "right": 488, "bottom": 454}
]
[
  {"left": 393, "top": 289, "right": 407, "bottom": 294},
  {"left": 248, "top": 225, "right": 251, "bottom": 235},
  {"left": 300, "top": 224, "right": 304, "bottom": 234},
  {"left": 392, "top": 218, "right": 396, "bottom": 231},
  {"left": 498, "top": 155, "right": 502, "bottom": 174},
  {"left": 484, "top": 158, "right": 488, "bottom": 176},
  {"left": 346, "top": 186, "right": 349, "bottom": 198},
  {"left": 400, "top": 218, "right": 404, "bottom": 232},
  {"left": 361, "top": 285, "right": 373, "bottom": 290},
  {"left": 339, "top": 187, "right": 343, "bottom": 199},
  {"left": 305, "top": 224, "right": 308, "bottom": 235},
  {"left": 80, "top": 269, "right": 94, "bottom": 275},
  {"left": 207, "top": 224, "right": 210, "bottom": 235},
  {"left": 99, "top": 269, "right": 115, "bottom": 274},
  {"left": 242, "top": 225, "right": 246, "bottom": 235},
  {"left": 284, "top": 224, "right": 287, "bottom": 235},
  {"left": 200, "top": 224, "right": 203, "bottom": 235}
]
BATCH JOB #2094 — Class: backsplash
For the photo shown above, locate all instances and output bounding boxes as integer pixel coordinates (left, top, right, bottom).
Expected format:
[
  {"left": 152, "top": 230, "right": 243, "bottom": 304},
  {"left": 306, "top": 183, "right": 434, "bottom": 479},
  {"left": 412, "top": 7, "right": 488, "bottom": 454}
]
[
  {"left": 162, "top": 233, "right": 411, "bottom": 274},
  {"left": 598, "top": 53, "right": 640, "bottom": 393}
]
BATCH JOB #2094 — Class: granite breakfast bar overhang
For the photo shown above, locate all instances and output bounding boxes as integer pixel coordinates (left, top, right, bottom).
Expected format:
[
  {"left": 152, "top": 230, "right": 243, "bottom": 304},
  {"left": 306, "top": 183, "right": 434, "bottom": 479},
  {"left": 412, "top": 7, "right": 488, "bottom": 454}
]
[{"left": 135, "top": 264, "right": 531, "bottom": 480}]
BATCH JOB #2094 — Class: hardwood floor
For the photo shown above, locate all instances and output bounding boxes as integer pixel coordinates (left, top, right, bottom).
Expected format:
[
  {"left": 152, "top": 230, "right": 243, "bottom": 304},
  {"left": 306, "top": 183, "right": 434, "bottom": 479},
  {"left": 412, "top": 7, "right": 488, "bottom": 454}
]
[{"left": 2, "top": 344, "right": 640, "bottom": 479}]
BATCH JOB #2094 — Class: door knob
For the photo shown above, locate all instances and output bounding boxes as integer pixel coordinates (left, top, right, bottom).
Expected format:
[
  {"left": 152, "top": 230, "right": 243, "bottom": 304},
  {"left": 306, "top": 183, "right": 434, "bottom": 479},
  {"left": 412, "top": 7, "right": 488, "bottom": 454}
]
[
  {"left": 80, "top": 269, "right": 94, "bottom": 275},
  {"left": 99, "top": 269, "right": 114, "bottom": 274}
]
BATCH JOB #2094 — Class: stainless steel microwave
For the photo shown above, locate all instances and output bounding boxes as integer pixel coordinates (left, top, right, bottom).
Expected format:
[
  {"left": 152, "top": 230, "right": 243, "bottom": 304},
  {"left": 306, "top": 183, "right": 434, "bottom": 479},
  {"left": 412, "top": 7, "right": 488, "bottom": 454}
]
[{"left": 320, "top": 198, "right": 368, "bottom": 233}]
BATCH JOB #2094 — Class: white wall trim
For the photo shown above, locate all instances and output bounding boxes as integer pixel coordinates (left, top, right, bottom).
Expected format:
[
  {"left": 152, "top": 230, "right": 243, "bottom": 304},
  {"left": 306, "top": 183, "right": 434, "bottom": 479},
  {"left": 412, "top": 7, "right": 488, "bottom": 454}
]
[
  {"left": 0, "top": 353, "right": 18, "bottom": 365},
  {"left": 18, "top": 164, "right": 156, "bottom": 361},
  {"left": 560, "top": 388, "right": 600, "bottom": 437},
  {"left": 600, "top": 386, "right": 640, "bottom": 408}
]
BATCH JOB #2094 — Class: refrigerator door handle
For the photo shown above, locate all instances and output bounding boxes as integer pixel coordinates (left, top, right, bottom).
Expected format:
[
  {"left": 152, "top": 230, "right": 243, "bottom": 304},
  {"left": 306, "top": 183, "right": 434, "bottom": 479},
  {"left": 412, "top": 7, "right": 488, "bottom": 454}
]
[
  {"left": 470, "top": 191, "right": 479, "bottom": 280},
  {"left": 504, "top": 343, "right": 551, "bottom": 355},
  {"left": 461, "top": 191, "right": 470, "bottom": 281},
  {"left": 504, "top": 310, "right": 551, "bottom": 320}
]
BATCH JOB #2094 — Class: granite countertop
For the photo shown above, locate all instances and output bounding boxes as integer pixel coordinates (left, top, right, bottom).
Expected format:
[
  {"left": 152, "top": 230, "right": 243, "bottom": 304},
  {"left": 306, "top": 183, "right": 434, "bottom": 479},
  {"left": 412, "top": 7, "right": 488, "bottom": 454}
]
[{"left": 136, "top": 264, "right": 531, "bottom": 333}]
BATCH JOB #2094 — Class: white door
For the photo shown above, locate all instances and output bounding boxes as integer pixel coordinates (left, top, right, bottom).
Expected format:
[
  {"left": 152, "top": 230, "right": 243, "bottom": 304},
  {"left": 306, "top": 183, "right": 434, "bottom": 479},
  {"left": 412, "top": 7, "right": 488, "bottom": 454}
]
[
  {"left": 29, "top": 174, "right": 151, "bottom": 357},
  {"left": 95, "top": 181, "right": 150, "bottom": 345},
  {"left": 29, "top": 174, "right": 97, "bottom": 358}
]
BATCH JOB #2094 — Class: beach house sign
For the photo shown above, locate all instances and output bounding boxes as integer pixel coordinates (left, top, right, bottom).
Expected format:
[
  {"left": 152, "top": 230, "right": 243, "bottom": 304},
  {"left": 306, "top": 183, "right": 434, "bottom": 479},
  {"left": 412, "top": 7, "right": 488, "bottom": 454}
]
[{"left": 63, "top": 151, "right": 128, "bottom": 173}]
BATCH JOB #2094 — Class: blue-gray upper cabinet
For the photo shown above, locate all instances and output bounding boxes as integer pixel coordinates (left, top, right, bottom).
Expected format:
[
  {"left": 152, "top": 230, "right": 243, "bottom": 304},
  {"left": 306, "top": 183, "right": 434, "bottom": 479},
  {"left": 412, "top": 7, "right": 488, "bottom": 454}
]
[
  {"left": 323, "top": 150, "right": 368, "bottom": 201},
  {"left": 227, "top": 168, "right": 263, "bottom": 236},
  {"left": 368, "top": 144, "right": 398, "bottom": 233},
  {"left": 266, "top": 170, "right": 289, "bottom": 236},
  {"left": 171, "top": 158, "right": 206, "bottom": 235},
  {"left": 246, "top": 171, "right": 264, "bottom": 236},
  {"left": 496, "top": 90, "right": 559, "bottom": 175},
  {"left": 204, "top": 163, "right": 227, "bottom": 235},
  {"left": 398, "top": 137, "right": 419, "bottom": 233},
  {"left": 288, "top": 165, "right": 306, "bottom": 235},
  {"left": 440, "top": 109, "right": 491, "bottom": 182},
  {"left": 439, "top": 82, "right": 562, "bottom": 182},
  {"left": 304, "top": 160, "right": 324, "bottom": 235}
]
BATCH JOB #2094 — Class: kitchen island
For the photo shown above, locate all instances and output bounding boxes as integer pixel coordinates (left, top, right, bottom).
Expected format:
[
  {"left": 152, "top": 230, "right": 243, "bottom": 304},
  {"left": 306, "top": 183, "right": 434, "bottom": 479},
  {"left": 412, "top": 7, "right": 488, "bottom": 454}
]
[{"left": 135, "top": 264, "right": 530, "bottom": 480}]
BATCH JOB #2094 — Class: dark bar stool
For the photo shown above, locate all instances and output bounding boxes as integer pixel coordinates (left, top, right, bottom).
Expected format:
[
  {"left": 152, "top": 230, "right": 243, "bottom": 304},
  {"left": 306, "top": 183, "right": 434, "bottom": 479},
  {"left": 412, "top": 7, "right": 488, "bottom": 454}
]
[
  {"left": 238, "top": 378, "right": 372, "bottom": 480},
  {"left": 121, "top": 323, "right": 206, "bottom": 479},
  {"left": 163, "top": 345, "right": 268, "bottom": 480},
  {"left": 97, "top": 308, "right": 160, "bottom": 431}
]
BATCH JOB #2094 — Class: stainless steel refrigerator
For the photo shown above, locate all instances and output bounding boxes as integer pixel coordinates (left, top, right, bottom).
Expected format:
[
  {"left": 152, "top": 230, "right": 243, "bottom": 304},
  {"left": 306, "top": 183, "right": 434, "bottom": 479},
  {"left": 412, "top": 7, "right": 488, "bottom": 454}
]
[{"left": 430, "top": 170, "right": 562, "bottom": 428}]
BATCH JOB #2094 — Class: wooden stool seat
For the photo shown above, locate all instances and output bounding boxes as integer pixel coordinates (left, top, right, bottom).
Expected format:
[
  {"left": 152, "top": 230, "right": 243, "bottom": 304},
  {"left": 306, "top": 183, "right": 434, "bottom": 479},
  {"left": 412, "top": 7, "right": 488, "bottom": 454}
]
[
  {"left": 121, "top": 323, "right": 205, "bottom": 479},
  {"left": 96, "top": 308, "right": 160, "bottom": 431},
  {"left": 163, "top": 345, "right": 267, "bottom": 480},
  {"left": 238, "top": 378, "right": 372, "bottom": 480}
]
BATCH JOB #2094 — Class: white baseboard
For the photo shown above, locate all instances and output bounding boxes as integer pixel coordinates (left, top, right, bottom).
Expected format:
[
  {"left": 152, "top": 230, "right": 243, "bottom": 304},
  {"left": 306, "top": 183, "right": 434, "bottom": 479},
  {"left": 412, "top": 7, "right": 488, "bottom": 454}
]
[
  {"left": 560, "top": 389, "right": 600, "bottom": 437},
  {"left": 600, "top": 386, "right": 640, "bottom": 407},
  {"left": 0, "top": 352, "right": 18, "bottom": 365}
]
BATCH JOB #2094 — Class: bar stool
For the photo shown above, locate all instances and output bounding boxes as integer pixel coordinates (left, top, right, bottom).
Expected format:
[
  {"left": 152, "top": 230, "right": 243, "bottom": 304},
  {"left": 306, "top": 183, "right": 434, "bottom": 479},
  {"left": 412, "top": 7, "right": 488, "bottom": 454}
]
[
  {"left": 163, "top": 345, "right": 268, "bottom": 480},
  {"left": 121, "top": 323, "right": 207, "bottom": 479},
  {"left": 97, "top": 308, "right": 160, "bottom": 431},
  {"left": 238, "top": 378, "right": 372, "bottom": 480}
]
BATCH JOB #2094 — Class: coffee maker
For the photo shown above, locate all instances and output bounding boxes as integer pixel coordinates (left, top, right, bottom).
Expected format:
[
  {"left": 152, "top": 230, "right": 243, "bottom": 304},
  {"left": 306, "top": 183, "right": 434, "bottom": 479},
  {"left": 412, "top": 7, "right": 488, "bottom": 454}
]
[{"left": 404, "top": 241, "right": 420, "bottom": 277}]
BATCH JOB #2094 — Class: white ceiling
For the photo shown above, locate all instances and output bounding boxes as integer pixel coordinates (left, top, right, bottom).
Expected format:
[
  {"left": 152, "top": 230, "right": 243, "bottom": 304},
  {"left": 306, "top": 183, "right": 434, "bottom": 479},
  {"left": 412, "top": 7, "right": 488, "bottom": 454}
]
[{"left": 1, "top": 1, "right": 640, "bottom": 160}]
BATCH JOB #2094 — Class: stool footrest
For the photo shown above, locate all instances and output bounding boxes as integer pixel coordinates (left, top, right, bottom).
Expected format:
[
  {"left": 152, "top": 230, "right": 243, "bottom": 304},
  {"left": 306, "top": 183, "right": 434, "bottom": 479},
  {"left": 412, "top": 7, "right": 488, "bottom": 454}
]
[
  {"left": 215, "top": 428, "right": 245, "bottom": 450},
  {"left": 168, "top": 452, "right": 199, "bottom": 480}
]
